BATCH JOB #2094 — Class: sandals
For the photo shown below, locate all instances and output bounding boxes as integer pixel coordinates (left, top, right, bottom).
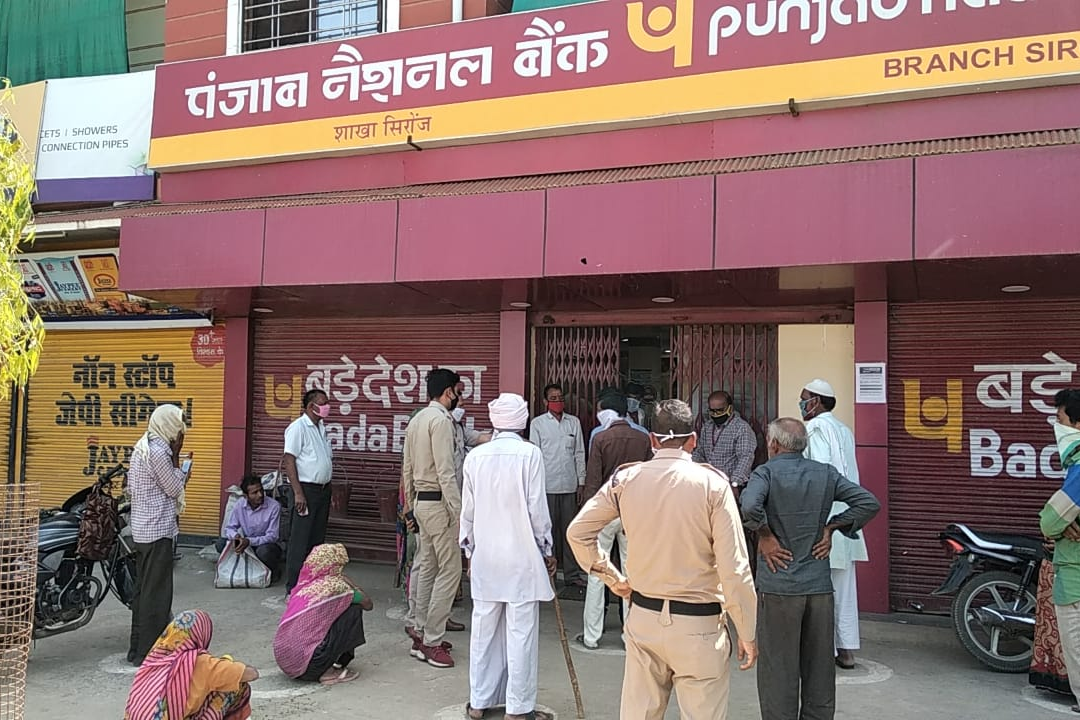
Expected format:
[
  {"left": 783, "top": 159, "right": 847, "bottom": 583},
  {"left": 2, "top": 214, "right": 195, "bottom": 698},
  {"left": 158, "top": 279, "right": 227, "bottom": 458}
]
[
  {"left": 465, "top": 707, "right": 551, "bottom": 720},
  {"left": 319, "top": 667, "right": 359, "bottom": 686}
]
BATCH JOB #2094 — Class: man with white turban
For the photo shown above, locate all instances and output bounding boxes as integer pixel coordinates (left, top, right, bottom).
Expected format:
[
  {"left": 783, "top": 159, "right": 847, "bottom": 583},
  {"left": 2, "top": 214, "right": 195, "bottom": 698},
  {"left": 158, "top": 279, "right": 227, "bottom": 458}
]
[
  {"left": 460, "top": 393, "right": 556, "bottom": 720},
  {"left": 127, "top": 403, "right": 190, "bottom": 666},
  {"left": 800, "top": 379, "right": 869, "bottom": 670}
]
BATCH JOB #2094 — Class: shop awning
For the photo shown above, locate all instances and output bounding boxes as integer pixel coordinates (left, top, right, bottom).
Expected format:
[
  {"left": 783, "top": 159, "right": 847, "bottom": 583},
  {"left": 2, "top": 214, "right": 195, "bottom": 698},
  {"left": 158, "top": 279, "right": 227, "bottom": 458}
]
[{"left": 511, "top": 0, "right": 593, "bottom": 12}]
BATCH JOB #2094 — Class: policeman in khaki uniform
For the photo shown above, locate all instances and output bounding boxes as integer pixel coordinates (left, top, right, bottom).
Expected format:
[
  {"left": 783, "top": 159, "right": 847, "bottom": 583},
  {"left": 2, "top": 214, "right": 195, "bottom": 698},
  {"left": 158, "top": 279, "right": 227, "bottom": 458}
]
[{"left": 567, "top": 399, "right": 758, "bottom": 720}]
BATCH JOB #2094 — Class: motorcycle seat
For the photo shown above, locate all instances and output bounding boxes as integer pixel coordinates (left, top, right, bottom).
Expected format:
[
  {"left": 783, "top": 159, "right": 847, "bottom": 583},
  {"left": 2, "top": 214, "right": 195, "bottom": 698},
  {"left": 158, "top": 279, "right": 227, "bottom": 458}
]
[{"left": 954, "top": 524, "right": 1045, "bottom": 557}]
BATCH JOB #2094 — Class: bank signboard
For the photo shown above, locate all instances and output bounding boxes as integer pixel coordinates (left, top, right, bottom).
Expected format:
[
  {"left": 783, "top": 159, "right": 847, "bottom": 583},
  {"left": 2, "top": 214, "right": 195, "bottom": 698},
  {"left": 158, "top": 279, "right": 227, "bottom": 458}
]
[{"left": 149, "top": 0, "right": 1080, "bottom": 170}]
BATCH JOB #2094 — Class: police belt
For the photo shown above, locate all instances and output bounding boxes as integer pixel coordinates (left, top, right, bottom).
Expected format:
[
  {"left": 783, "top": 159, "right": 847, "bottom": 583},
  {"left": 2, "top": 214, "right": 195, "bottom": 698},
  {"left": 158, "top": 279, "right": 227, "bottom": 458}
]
[
  {"left": 415, "top": 491, "right": 442, "bottom": 501},
  {"left": 631, "top": 591, "right": 722, "bottom": 617}
]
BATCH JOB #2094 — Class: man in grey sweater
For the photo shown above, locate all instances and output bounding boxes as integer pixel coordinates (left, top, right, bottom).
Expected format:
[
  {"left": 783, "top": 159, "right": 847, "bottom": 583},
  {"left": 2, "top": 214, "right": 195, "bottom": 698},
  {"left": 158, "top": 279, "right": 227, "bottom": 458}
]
[{"left": 741, "top": 417, "right": 880, "bottom": 720}]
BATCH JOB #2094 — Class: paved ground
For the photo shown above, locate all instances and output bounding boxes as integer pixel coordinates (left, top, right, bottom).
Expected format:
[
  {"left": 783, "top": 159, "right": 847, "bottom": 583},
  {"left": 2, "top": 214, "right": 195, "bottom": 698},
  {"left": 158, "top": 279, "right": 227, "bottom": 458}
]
[{"left": 21, "top": 547, "right": 1077, "bottom": 719}]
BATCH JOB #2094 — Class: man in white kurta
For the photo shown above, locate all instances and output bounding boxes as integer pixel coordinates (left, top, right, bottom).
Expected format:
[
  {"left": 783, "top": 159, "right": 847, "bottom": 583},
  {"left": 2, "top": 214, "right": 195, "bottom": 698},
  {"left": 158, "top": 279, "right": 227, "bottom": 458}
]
[
  {"left": 461, "top": 393, "right": 556, "bottom": 720},
  {"left": 800, "top": 378, "right": 869, "bottom": 669}
]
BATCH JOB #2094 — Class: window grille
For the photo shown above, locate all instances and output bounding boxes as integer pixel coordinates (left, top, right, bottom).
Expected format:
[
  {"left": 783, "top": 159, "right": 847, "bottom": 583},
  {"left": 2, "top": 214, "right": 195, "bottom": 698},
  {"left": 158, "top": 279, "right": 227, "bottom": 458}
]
[{"left": 242, "top": 0, "right": 381, "bottom": 53}]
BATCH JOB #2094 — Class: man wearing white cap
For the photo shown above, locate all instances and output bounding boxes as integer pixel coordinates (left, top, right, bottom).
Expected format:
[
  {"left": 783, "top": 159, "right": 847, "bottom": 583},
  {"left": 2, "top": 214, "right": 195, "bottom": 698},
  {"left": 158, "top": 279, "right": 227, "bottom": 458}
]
[
  {"left": 460, "top": 393, "right": 556, "bottom": 720},
  {"left": 800, "top": 379, "right": 869, "bottom": 669}
]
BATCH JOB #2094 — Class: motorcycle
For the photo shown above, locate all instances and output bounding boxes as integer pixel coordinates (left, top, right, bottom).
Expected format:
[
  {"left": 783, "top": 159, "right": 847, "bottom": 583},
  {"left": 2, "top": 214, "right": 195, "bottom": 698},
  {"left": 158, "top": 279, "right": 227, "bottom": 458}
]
[
  {"left": 930, "top": 522, "right": 1045, "bottom": 673},
  {"left": 33, "top": 464, "right": 137, "bottom": 639}
]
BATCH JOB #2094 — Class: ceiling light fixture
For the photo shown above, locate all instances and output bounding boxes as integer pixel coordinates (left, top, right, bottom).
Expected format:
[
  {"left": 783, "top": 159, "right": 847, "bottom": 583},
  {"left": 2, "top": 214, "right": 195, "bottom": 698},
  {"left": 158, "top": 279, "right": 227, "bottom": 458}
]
[
  {"left": 651, "top": 296, "right": 676, "bottom": 304},
  {"left": 509, "top": 301, "right": 532, "bottom": 309},
  {"left": 1001, "top": 285, "right": 1031, "bottom": 294},
  {"left": 252, "top": 307, "right": 274, "bottom": 313}
]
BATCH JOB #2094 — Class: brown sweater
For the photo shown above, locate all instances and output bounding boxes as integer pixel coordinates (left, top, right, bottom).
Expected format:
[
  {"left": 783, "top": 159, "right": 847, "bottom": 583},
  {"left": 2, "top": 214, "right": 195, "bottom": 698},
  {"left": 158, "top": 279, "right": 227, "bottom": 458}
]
[{"left": 584, "top": 420, "right": 652, "bottom": 499}]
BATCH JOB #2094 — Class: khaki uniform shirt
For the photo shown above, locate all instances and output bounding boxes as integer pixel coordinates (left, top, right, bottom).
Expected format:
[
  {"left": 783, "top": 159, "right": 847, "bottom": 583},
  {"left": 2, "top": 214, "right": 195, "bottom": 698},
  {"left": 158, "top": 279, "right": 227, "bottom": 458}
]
[
  {"left": 567, "top": 448, "right": 757, "bottom": 642},
  {"left": 402, "top": 401, "right": 461, "bottom": 517}
]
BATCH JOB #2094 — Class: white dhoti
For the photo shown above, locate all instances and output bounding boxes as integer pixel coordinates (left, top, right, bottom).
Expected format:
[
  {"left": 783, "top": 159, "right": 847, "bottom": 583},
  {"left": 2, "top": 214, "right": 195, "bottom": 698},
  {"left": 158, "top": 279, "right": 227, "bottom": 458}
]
[
  {"left": 583, "top": 518, "right": 628, "bottom": 647},
  {"left": 832, "top": 565, "right": 860, "bottom": 651},
  {"left": 470, "top": 600, "right": 541, "bottom": 715}
]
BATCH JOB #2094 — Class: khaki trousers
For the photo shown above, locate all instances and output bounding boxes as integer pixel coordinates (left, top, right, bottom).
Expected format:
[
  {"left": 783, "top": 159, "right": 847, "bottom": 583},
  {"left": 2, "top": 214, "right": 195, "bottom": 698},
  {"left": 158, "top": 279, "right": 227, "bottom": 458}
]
[
  {"left": 413, "top": 500, "right": 460, "bottom": 646},
  {"left": 621, "top": 602, "right": 731, "bottom": 720},
  {"left": 1055, "top": 600, "right": 1080, "bottom": 703}
]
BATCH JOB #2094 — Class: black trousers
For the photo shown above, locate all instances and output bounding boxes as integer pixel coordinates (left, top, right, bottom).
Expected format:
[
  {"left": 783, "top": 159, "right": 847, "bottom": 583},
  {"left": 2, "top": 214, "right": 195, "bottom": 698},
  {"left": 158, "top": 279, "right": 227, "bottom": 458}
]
[
  {"left": 284, "top": 483, "right": 332, "bottom": 593},
  {"left": 299, "top": 604, "right": 367, "bottom": 681},
  {"left": 129, "top": 537, "right": 174, "bottom": 664},
  {"left": 547, "top": 492, "right": 584, "bottom": 584},
  {"left": 757, "top": 592, "right": 837, "bottom": 720},
  {"left": 215, "top": 539, "right": 284, "bottom": 582}
]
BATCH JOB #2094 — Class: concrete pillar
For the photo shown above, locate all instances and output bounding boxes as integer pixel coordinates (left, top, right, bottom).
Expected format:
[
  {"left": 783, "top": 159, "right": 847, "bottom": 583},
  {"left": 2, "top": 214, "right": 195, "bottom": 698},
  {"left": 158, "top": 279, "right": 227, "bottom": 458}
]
[{"left": 854, "top": 265, "right": 890, "bottom": 614}]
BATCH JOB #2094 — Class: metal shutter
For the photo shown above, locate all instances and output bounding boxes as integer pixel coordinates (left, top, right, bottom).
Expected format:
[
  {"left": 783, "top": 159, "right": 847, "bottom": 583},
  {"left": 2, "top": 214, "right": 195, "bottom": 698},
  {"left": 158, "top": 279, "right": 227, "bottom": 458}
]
[
  {"left": 888, "top": 300, "right": 1080, "bottom": 612},
  {"left": 23, "top": 327, "right": 226, "bottom": 534},
  {"left": 251, "top": 315, "right": 501, "bottom": 562}
]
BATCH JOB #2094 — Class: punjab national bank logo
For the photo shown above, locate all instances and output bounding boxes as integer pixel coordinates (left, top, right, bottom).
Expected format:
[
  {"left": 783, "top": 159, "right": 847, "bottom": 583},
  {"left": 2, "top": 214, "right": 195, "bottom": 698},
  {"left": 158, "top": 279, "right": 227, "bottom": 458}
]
[{"left": 902, "top": 351, "right": 1073, "bottom": 481}]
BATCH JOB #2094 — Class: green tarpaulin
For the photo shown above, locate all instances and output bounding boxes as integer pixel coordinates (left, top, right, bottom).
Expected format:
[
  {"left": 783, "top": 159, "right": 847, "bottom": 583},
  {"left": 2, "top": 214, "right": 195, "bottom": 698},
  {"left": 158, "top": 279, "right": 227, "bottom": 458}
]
[
  {"left": 0, "top": 0, "right": 129, "bottom": 85},
  {"left": 512, "top": 0, "right": 596, "bottom": 12}
]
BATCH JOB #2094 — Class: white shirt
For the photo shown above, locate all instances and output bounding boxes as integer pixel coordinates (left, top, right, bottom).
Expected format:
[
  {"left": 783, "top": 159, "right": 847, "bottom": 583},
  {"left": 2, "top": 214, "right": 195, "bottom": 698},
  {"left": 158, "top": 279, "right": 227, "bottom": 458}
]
[
  {"left": 804, "top": 411, "right": 869, "bottom": 568},
  {"left": 283, "top": 414, "right": 333, "bottom": 486},
  {"left": 528, "top": 412, "right": 586, "bottom": 495},
  {"left": 460, "top": 432, "right": 555, "bottom": 603}
]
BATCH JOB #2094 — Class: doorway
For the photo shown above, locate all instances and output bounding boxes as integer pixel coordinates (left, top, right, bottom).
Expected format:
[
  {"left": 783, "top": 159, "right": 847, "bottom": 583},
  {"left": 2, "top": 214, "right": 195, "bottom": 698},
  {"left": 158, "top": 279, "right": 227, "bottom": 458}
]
[{"left": 531, "top": 323, "right": 777, "bottom": 446}]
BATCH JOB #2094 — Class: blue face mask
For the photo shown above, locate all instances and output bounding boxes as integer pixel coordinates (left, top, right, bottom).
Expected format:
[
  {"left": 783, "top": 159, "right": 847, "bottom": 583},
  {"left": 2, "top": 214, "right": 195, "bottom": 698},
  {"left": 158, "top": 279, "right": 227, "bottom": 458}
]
[
  {"left": 627, "top": 398, "right": 641, "bottom": 413},
  {"left": 798, "top": 399, "right": 813, "bottom": 418}
]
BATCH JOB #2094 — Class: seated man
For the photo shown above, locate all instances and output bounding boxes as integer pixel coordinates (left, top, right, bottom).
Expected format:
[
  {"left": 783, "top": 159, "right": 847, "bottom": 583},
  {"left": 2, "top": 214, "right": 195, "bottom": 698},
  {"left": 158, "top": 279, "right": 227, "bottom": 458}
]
[{"left": 218, "top": 475, "right": 284, "bottom": 583}]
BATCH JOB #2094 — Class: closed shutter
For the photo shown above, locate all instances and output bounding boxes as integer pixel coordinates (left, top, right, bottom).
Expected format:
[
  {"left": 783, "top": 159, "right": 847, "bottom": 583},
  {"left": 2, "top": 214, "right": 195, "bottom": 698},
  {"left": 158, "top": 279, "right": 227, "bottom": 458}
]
[
  {"left": 889, "top": 300, "right": 1079, "bottom": 612},
  {"left": 23, "top": 327, "right": 226, "bottom": 535},
  {"left": 251, "top": 315, "right": 501, "bottom": 562},
  {"left": 1, "top": 392, "right": 11, "bottom": 483}
]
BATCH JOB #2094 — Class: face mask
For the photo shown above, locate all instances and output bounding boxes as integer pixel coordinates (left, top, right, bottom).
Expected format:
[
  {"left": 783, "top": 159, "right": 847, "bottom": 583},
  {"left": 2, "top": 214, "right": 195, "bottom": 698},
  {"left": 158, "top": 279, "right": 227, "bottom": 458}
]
[
  {"left": 314, "top": 403, "right": 331, "bottom": 419},
  {"left": 451, "top": 408, "right": 466, "bottom": 423},
  {"left": 710, "top": 408, "right": 732, "bottom": 425},
  {"left": 548, "top": 400, "right": 565, "bottom": 415},
  {"left": 798, "top": 399, "right": 813, "bottom": 418},
  {"left": 596, "top": 409, "right": 620, "bottom": 429},
  {"left": 627, "top": 398, "right": 641, "bottom": 413},
  {"left": 1055, "top": 422, "right": 1080, "bottom": 468},
  {"left": 449, "top": 394, "right": 460, "bottom": 411}
]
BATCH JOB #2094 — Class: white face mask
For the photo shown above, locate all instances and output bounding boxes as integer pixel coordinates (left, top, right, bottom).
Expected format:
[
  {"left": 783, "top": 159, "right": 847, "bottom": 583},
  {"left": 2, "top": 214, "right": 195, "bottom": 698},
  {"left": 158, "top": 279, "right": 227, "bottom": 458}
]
[
  {"left": 627, "top": 398, "right": 641, "bottom": 413},
  {"left": 451, "top": 408, "right": 466, "bottom": 423},
  {"left": 596, "top": 409, "right": 620, "bottom": 429},
  {"left": 1055, "top": 422, "right": 1080, "bottom": 468}
]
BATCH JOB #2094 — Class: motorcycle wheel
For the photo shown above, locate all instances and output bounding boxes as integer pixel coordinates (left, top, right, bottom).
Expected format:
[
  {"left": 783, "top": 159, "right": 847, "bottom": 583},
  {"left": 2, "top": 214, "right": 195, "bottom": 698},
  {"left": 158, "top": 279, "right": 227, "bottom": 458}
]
[{"left": 951, "top": 570, "right": 1036, "bottom": 673}]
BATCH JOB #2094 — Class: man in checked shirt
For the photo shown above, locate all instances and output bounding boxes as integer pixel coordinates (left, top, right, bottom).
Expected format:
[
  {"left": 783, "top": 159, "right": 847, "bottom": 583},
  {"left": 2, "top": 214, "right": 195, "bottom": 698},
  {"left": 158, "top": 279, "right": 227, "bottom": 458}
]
[
  {"left": 127, "top": 404, "right": 190, "bottom": 666},
  {"left": 691, "top": 391, "right": 758, "bottom": 490}
]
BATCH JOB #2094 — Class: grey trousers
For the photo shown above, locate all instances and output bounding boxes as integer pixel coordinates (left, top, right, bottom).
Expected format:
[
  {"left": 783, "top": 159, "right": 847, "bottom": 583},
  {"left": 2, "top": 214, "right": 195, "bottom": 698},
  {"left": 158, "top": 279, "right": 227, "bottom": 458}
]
[
  {"left": 547, "top": 493, "right": 584, "bottom": 584},
  {"left": 757, "top": 592, "right": 836, "bottom": 720}
]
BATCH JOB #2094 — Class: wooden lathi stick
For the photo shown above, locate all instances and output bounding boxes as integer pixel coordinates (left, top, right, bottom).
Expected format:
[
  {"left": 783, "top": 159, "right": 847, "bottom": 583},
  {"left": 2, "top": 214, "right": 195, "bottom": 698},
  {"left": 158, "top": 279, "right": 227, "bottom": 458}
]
[{"left": 550, "top": 576, "right": 586, "bottom": 719}]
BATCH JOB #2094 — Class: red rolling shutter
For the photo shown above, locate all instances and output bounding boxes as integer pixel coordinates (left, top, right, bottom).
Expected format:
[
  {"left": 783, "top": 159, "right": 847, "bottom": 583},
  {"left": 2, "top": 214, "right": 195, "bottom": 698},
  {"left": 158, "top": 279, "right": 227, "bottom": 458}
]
[
  {"left": 251, "top": 315, "right": 500, "bottom": 562},
  {"left": 888, "top": 300, "right": 1080, "bottom": 612}
]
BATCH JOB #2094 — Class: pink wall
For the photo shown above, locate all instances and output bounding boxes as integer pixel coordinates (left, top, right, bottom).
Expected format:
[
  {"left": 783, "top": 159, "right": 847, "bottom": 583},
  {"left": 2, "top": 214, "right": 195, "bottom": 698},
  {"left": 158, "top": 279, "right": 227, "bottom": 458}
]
[
  {"left": 397, "top": 192, "right": 545, "bottom": 281},
  {"left": 121, "top": 144, "right": 1074, "bottom": 293},
  {"left": 854, "top": 264, "right": 890, "bottom": 613},
  {"left": 220, "top": 316, "right": 252, "bottom": 519},
  {"left": 545, "top": 178, "right": 714, "bottom": 276},
  {"left": 717, "top": 161, "right": 913, "bottom": 268},
  {"left": 916, "top": 145, "right": 1080, "bottom": 260},
  {"left": 499, "top": 311, "right": 527, "bottom": 396},
  {"left": 158, "top": 85, "right": 1080, "bottom": 204}
]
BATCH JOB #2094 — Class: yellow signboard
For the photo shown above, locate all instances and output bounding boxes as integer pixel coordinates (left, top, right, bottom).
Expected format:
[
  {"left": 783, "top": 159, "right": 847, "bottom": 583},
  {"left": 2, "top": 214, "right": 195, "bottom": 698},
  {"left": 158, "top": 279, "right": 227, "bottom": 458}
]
[
  {"left": 79, "top": 254, "right": 126, "bottom": 301},
  {"left": 25, "top": 327, "right": 226, "bottom": 535}
]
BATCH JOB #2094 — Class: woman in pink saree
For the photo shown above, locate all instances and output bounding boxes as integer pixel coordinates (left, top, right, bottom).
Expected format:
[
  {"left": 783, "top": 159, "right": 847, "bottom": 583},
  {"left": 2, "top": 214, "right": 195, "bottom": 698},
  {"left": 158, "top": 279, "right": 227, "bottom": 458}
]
[{"left": 273, "top": 544, "right": 373, "bottom": 685}]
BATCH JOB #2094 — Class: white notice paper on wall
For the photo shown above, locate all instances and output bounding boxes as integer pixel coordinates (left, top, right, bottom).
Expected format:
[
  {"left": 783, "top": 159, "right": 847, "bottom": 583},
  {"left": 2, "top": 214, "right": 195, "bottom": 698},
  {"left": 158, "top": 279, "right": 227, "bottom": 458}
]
[{"left": 855, "top": 363, "right": 887, "bottom": 404}]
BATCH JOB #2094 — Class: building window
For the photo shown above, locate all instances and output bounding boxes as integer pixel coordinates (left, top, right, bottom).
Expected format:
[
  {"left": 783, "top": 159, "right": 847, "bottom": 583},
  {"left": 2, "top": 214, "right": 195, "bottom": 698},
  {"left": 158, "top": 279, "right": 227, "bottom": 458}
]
[{"left": 241, "top": 0, "right": 381, "bottom": 52}]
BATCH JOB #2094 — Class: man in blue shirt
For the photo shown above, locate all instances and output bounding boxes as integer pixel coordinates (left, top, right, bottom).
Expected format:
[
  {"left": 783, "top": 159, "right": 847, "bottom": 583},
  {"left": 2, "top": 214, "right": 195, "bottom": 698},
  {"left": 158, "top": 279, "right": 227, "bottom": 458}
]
[{"left": 218, "top": 475, "right": 283, "bottom": 583}]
